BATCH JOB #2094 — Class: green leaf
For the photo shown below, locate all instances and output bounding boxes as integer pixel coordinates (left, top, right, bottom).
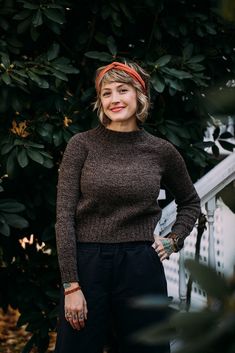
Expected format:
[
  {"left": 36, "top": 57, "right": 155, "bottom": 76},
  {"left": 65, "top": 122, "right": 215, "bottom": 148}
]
[
  {"left": 17, "top": 17, "right": 31, "bottom": 34},
  {"left": 170, "top": 311, "right": 219, "bottom": 337},
  {"left": 43, "top": 158, "right": 54, "bottom": 168},
  {"left": 6, "top": 150, "right": 17, "bottom": 177},
  {"left": 0, "top": 200, "right": 25, "bottom": 213},
  {"left": 165, "top": 130, "right": 182, "bottom": 146},
  {"left": 40, "top": 151, "right": 53, "bottom": 159},
  {"left": 27, "top": 149, "right": 44, "bottom": 164},
  {"left": 26, "top": 141, "right": 44, "bottom": 149},
  {"left": 1, "top": 143, "right": 14, "bottom": 155},
  {"left": 155, "top": 55, "right": 171, "bottom": 68},
  {"left": 47, "top": 43, "right": 60, "bottom": 61},
  {"left": 28, "top": 71, "right": 49, "bottom": 88},
  {"left": 17, "top": 148, "right": 29, "bottom": 168},
  {"left": 84, "top": 51, "right": 113, "bottom": 62},
  {"left": 52, "top": 64, "right": 79, "bottom": 74},
  {"left": 51, "top": 70, "right": 68, "bottom": 81},
  {"left": 13, "top": 10, "right": 31, "bottom": 20},
  {"left": 37, "top": 124, "right": 54, "bottom": 140},
  {"left": 1, "top": 72, "right": 12, "bottom": 85},
  {"left": 21, "top": 2, "right": 39, "bottom": 10},
  {"left": 163, "top": 67, "right": 193, "bottom": 79},
  {"left": 10, "top": 74, "right": 27, "bottom": 86},
  {"left": 183, "top": 44, "right": 194, "bottom": 60},
  {"left": 189, "top": 55, "right": 205, "bottom": 63},
  {"left": 107, "top": 36, "right": 117, "bottom": 56},
  {"left": 32, "top": 9, "right": 43, "bottom": 27},
  {"left": 1, "top": 54, "right": 10, "bottom": 68},
  {"left": 53, "top": 130, "right": 63, "bottom": 147},
  {"left": 4, "top": 213, "right": 29, "bottom": 229},
  {"left": 43, "top": 9, "right": 65, "bottom": 24},
  {"left": 30, "top": 26, "right": 40, "bottom": 42},
  {"left": 0, "top": 218, "right": 10, "bottom": 236},
  {"left": 151, "top": 73, "right": 165, "bottom": 93},
  {"left": 167, "top": 79, "right": 184, "bottom": 91},
  {"left": 185, "top": 259, "right": 230, "bottom": 300},
  {"left": 131, "top": 295, "right": 170, "bottom": 309}
]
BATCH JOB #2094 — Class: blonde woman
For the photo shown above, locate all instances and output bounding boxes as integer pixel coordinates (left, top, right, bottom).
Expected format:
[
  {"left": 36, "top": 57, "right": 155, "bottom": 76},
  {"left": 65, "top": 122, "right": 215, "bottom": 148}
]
[{"left": 54, "top": 61, "right": 201, "bottom": 353}]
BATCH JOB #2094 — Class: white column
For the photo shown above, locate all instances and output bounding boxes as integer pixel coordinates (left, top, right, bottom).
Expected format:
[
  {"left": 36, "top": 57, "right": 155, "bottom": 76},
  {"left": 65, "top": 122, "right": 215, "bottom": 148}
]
[
  {"left": 179, "top": 248, "right": 187, "bottom": 310},
  {"left": 206, "top": 197, "right": 216, "bottom": 268}
]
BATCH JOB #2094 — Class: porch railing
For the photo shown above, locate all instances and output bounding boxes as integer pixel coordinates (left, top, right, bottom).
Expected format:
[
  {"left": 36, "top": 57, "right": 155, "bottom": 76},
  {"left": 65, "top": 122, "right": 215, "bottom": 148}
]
[{"left": 155, "top": 151, "right": 235, "bottom": 308}]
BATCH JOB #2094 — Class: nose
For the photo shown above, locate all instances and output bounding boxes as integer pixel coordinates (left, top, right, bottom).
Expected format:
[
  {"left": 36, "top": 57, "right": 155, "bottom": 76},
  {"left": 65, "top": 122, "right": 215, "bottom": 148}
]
[{"left": 110, "top": 91, "right": 120, "bottom": 104}]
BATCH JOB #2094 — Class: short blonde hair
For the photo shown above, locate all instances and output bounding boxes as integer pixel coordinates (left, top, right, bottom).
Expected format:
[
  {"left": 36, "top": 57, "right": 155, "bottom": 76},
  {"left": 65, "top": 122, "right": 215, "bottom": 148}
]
[{"left": 93, "top": 61, "right": 150, "bottom": 126}]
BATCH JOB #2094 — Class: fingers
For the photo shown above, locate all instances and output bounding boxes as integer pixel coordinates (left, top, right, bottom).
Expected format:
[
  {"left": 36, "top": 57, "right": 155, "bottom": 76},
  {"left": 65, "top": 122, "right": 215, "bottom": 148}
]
[
  {"left": 65, "top": 310, "right": 86, "bottom": 330},
  {"left": 78, "top": 311, "right": 85, "bottom": 328},
  {"left": 151, "top": 237, "right": 174, "bottom": 261},
  {"left": 83, "top": 301, "right": 88, "bottom": 320}
]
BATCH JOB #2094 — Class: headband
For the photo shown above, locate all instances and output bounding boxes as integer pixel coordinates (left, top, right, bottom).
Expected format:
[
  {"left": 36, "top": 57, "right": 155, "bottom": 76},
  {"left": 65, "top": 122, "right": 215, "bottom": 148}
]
[{"left": 95, "top": 62, "right": 146, "bottom": 93}]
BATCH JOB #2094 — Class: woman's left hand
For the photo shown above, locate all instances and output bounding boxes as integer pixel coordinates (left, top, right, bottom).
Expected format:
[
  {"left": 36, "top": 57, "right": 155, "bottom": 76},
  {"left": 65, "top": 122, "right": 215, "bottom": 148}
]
[{"left": 152, "top": 235, "right": 175, "bottom": 261}]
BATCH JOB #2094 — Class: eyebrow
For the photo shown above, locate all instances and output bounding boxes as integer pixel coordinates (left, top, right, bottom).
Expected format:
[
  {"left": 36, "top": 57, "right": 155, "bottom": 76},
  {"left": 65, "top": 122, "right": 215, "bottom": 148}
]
[{"left": 101, "top": 83, "right": 127, "bottom": 91}]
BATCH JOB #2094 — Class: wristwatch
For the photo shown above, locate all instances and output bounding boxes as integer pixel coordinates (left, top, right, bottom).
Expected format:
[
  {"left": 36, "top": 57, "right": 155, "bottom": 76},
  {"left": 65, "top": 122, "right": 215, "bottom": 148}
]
[{"left": 166, "top": 232, "right": 184, "bottom": 252}]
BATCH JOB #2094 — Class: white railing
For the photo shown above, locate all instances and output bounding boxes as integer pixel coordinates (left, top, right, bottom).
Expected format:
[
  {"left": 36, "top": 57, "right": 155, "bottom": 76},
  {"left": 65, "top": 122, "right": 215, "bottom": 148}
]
[{"left": 155, "top": 151, "right": 235, "bottom": 307}]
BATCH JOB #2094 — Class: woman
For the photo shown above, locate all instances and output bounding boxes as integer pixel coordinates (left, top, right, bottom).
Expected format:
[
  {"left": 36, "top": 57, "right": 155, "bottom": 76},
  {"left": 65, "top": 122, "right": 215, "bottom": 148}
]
[{"left": 54, "top": 61, "right": 201, "bottom": 353}]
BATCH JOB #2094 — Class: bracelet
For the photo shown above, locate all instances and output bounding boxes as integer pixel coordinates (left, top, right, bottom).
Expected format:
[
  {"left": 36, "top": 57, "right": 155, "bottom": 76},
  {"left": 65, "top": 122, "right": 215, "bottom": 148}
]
[{"left": 64, "top": 286, "right": 81, "bottom": 296}]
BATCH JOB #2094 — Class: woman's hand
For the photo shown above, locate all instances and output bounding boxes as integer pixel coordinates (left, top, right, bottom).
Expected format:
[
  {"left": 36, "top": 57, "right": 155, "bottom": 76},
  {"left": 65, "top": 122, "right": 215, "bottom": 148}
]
[
  {"left": 152, "top": 235, "right": 175, "bottom": 261},
  {"left": 64, "top": 284, "right": 88, "bottom": 330}
]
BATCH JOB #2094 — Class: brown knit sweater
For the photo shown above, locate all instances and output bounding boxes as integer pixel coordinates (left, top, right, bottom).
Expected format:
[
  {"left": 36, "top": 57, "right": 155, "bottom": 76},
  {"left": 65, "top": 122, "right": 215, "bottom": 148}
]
[{"left": 55, "top": 123, "right": 201, "bottom": 283}]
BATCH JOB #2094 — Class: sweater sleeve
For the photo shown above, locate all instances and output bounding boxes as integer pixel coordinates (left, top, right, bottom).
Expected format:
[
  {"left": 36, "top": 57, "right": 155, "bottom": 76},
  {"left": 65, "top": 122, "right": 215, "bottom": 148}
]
[
  {"left": 55, "top": 135, "right": 87, "bottom": 283},
  {"left": 161, "top": 142, "right": 201, "bottom": 240}
]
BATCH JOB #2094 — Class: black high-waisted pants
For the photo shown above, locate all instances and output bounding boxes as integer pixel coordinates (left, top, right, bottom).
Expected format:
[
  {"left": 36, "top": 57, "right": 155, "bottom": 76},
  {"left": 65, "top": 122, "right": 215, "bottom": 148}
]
[{"left": 54, "top": 241, "right": 170, "bottom": 353}]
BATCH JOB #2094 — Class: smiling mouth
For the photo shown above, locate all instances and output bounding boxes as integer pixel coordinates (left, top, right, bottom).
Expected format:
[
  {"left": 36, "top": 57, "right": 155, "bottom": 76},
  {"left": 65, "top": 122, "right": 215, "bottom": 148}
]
[{"left": 110, "top": 107, "right": 125, "bottom": 112}]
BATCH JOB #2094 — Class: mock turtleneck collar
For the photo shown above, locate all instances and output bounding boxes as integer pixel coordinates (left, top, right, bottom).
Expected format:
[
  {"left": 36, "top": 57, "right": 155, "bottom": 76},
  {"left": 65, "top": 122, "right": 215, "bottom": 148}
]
[{"left": 94, "top": 122, "right": 146, "bottom": 143}]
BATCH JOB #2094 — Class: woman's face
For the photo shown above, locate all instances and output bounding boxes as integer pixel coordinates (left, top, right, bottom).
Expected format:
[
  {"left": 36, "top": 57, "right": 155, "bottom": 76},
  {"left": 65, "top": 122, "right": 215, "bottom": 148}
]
[{"left": 100, "top": 81, "right": 137, "bottom": 125}]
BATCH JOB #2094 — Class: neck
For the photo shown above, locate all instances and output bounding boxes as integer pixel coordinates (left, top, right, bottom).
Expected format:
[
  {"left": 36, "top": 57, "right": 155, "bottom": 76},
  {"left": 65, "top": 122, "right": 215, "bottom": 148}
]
[{"left": 106, "top": 120, "right": 140, "bottom": 132}]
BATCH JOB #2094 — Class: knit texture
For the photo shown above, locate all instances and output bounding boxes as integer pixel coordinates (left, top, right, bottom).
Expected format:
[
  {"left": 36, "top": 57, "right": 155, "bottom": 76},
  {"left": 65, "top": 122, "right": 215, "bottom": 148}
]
[{"left": 55, "top": 123, "right": 201, "bottom": 283}]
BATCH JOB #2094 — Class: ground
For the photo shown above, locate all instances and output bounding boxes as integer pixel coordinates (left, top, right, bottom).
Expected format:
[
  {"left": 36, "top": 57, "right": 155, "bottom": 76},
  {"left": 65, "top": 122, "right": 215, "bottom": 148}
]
[{"left": 0, "top": 307, "right": 56, "bottom": 353}]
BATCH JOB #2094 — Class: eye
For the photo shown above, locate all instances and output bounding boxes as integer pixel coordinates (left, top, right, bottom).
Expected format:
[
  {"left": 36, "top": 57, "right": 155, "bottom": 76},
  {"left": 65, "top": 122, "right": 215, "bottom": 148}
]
[
  {"left": 120, "top": 88, "right": 128, "bottom": 93},
  {"left": 102, "top": 92, "right": 110, "bottom": 97}
]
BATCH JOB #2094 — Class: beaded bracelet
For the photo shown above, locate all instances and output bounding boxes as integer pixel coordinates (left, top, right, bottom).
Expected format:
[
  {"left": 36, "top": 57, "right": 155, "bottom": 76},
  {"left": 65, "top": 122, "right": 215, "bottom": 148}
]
[{"left": 64, "top": 286, "right": 81, "bottom": 296}]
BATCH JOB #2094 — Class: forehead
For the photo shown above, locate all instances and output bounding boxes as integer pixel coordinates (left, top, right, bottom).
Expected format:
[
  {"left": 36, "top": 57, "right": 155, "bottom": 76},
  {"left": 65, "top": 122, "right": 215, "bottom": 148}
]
[{"left": 101, "top": 81, "right": 132, "bottom": 91}]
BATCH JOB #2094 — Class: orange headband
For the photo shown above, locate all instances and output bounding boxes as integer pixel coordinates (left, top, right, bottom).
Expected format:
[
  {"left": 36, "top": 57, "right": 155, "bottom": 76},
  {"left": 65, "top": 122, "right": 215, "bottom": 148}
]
[{"left": 95, "top": 62, "right": 146, "bottom": 93}]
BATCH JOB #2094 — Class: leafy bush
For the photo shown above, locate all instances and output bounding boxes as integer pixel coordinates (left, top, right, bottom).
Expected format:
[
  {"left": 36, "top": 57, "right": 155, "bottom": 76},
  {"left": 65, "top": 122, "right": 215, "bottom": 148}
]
[{"left": 133, "top": 260, "right": 235, "bottom": 353}]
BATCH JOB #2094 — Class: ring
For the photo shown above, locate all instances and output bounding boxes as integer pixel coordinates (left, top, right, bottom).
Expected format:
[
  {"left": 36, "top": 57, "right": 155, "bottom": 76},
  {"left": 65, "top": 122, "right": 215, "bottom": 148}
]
[
  {"left": 79, "top": 313, "right": 84, "bottom": 320},
  {"left": 65, "top": 311, "right": 72, "bottom": 318}
]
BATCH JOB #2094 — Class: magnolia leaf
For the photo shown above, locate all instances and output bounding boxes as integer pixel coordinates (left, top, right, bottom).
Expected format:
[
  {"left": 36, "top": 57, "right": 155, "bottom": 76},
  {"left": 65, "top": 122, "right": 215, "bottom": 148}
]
[
  {"left": 44, "top": 9, "right": 65, "bottom": 24},
  {"left": 4, "top": 213, "right": 29, "bottom": 229},
  {"left": 151, "top": 73, "right": 165, "bottom": 93},
  {"left": 0, "top": 200, "right": 25, "bottom": 213},
  {"left": 47, "top": 42, "right": 60, "bottom": 61},
  {"left": 84, "top": 51, "right": 113, "bottom": 62},
  {"left": 107, "top": 36, "right": 117, "bottom": 56},
  {"left": 0, "top": 220, "right": 10, "bottom": 236},
  {"left": 185, "top": 259, "right": 230, "bottom": 300},
  {"left": 17, "top": 148, "right": 29, "bottom": 168},
  {"left": 163, "top": 67, "right": 192, "bottom": 79},
  {"left": 1, "top": 72, "right": 11, "bottom": 85},
  {"left": 27, "top": 149, "right": 44, "bottom": 164},
  {"left": 32, "top": 9, "right": 43, "bottom": 27},
  {"left": 155, "top": 55, "right": 171, "bottom": 67}
]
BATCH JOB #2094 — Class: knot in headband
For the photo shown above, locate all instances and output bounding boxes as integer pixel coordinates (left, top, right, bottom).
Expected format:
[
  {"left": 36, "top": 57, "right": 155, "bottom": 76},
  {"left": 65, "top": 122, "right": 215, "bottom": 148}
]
[{"left": 95, "top": 62, "right": 146, "bottom": 93}]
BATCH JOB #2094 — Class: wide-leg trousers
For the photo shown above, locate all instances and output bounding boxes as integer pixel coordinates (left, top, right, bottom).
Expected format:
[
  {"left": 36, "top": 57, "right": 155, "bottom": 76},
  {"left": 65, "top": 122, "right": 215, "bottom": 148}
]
[{"left": 54, "top": 241, "right": 170, "bottom": 353}]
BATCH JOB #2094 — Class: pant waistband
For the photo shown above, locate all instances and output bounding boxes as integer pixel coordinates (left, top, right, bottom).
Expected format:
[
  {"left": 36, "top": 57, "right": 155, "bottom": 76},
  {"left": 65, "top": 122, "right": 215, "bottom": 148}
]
[{"left": 77, "top": 241, "right": 152, "bottom": 250}]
